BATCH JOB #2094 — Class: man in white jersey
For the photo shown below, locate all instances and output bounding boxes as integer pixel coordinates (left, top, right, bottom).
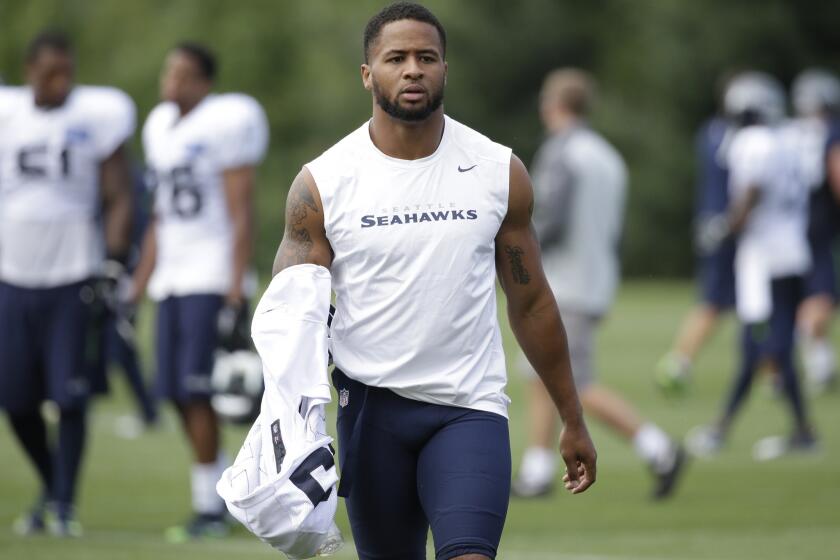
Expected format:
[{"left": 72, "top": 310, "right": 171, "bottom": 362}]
[
  {"left": 512, "top": 69, "right": 685, "bottom": 501},
  {"left": 131, "top": 42, "right": 268, "bottom": 540},
  {"left": 0, "top": 31, "right": 134, "bottom": 536},
  {"left": 271, "top": 4, "right": 596, "bottom": 559},
  {"left": 786, "top": 69, "right": 840, "bottom": 392},
  {"left": 687, "top": 72, "right": 818, "bottom": 460}
]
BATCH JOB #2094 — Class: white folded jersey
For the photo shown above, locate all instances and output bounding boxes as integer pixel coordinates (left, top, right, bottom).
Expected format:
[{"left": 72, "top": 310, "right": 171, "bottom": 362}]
[
  {"left": 143, "top": 93, "right": 269, "bottom": 299},
  {"left": 727, "top": 124, "right": 811, "bottom": 322},
  {"left": 217, "top": 264, "right": 342, "bottom": 559},
  {"left": 0, "top": 85, "right": 135, "bottom": 287}
]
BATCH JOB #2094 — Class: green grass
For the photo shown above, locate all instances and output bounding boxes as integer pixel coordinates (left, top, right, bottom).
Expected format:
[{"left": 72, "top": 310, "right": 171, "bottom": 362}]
[{"left": 1, "top": 281, "right": 839, "bottom": 559}]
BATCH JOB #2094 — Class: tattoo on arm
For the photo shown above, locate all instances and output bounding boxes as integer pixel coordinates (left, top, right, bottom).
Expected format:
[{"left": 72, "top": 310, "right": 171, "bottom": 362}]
[
  {"left": 274, "top": 174, "right": 320, "bottom": 271},
  {"left": 505, "top": 245, "right": 531, "bottom": 284}
]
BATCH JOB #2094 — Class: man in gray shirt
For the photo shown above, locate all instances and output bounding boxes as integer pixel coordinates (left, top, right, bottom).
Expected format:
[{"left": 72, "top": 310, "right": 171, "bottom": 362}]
[{"left": 513, "top": 68, "right": 686, "bottom": 500}]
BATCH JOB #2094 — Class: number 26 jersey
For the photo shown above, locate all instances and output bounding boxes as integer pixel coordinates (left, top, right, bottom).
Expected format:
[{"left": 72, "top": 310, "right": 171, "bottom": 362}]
[{"left": 143, "top": 93, "right": 269, "bottom": 300}]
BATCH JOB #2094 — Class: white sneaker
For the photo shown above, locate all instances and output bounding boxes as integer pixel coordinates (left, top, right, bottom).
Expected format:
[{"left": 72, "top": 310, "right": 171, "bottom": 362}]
[
  {"left": 685, "top": 425, "right": 724, "bottom": 458},
  {"left": 752, "top": 433, "right": 819, "bottom": 462}
]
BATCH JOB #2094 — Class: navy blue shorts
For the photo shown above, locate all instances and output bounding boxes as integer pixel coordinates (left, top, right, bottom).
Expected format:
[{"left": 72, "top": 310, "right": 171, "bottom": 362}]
[
  {"left": 804, "top": 239, "right": 838, "bottom": 301},
  {"left": 155, "top": 294, "right": 223, "bottom": 403},
  {"left": 697, "top": 240, "right": 736, "bottom": 309},
  {"left": 0, "top": 280, "right": 102, "bottom": 412},
  {"left": 333, "top": 369, "right": 511, "bottom": 560}
]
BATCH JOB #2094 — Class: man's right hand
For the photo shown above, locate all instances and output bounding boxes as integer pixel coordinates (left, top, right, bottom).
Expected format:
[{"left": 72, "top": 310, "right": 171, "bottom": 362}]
[{"left": 559, "top": 422, "right": 597, "bottom": 494}]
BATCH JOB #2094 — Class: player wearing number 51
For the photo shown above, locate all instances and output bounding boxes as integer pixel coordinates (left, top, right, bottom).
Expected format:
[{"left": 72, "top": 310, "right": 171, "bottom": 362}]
[
  {"left": 0, "top": 31, "right": 135, "bottom": 536},
  {"left": 129, "top": 42, "right": 269, "bottom": 540}
]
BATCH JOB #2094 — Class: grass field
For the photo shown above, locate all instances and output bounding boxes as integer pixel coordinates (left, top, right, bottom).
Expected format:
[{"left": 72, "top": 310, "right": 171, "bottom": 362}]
[{"left": 1, "top": 281, "right": 838, "bottom": 560}]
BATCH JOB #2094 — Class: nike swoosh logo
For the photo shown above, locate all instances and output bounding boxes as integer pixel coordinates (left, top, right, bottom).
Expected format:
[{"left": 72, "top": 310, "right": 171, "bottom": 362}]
[{"left": 458, "top": 165, "right": 477, "bottom": 172}]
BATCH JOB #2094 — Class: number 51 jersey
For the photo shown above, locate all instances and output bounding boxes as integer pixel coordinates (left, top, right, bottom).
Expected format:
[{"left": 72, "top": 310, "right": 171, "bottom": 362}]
[
  {"left": 0, "top": 86, "right": 135, "bottom": 287},
  {"left": 143, "top": 93, "right": 269, "bottom": 300}
]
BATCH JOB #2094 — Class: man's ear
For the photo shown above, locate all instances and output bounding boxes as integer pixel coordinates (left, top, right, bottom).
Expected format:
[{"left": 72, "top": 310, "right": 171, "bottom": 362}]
[{"left": 361, "top": 64, "right": 372, "bottom": 91}]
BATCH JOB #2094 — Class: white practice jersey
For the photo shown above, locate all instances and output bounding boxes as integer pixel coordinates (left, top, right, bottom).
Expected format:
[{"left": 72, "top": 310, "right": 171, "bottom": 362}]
[
  {"left": 728, "top": 124, "right": 811, "bottom": 322},
  {"left": 306, "top": 116, "right": 512, "bottom": 417},
  {"left": 0, "top": 86, "right": 135, "bottom": 287},
  {"left": 781, "top": 117, "right": 830, "bottom": 191},
  {"left": 143, "top": 93, "right": 268, "bottom": 300},
  {"left": 218, "top": 264, "right": 341, "bottom": 558}
]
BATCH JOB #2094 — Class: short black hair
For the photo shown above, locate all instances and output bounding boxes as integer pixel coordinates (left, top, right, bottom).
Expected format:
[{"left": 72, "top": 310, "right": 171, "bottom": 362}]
[
  {"left": 26, "top": 30, "right": 73, "bottom": 63},
  {"left": 363, "top": 2, "right": 446, "bottom": 63},
  {"left": 174, "top": 41, "right": 217, "bottom": 82}
]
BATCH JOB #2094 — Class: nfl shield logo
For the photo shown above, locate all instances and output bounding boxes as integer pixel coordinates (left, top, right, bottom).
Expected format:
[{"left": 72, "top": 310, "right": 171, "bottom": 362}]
[{"left": 339, "top": 388, "right": 350, "bottom": 408}]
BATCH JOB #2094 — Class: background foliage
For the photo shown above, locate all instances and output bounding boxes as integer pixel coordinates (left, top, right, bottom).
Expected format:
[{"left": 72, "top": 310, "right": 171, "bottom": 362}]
[{"left": 2, "top": 0, "right": 839, "bottom": 277}]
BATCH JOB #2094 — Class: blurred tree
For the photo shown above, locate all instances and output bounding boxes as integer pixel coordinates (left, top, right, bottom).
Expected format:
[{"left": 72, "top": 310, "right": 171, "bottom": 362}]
[{"left": 1, "top": 0, "right": 838, "bottom": 277}]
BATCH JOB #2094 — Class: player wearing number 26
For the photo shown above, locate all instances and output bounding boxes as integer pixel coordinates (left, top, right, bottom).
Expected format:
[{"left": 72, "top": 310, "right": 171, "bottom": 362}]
[{"left": 130, "top": 42, "right": 269, "bottom": 540}]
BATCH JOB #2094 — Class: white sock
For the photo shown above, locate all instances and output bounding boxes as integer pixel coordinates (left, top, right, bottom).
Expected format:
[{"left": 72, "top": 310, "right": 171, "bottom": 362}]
[
  {"left": 191, "top": 456, "right": 226, "bottom": 515},
  {"left": 801, "top": 335, "right": 836, "bottom": 385},
  {"left": 517, "top": 446, "right": 557, "bottom": 486},
  {"left": 633, "top": 423, "right": 673, "bottom": 472}
]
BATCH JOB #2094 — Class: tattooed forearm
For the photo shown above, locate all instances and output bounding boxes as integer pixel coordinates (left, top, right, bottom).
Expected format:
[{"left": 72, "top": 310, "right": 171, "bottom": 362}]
[{"left": 505, "top": 245, "right": 530, "bottom": 284}]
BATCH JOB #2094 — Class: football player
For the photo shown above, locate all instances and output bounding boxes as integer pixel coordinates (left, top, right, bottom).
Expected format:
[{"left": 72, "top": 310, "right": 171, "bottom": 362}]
[
  {"left": 656, "top": 75, "right": 737, "bottom": 395},
  {"left": 0, "top": 30, "right": 135, "bottom": 536},
  {"left": 130, "top": 42, "right": 268, "bottom": 540},
  {"left": 787, "top": 69, "right": 840, "bottom": 393},
  {"left": 686, "top": 72, "right": 818, "bottom": 460}
]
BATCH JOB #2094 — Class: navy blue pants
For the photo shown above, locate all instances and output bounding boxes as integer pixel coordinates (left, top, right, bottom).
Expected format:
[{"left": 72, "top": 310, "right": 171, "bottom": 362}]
[
  {"left": 0, "top": 280, "right": 99, "bottom": 412},
  {"left": 155, "top": 294, "right": 223, "bottom": 403},
  {"left": 724, "top": 277, "right": 808, "bottom": 429},
  {"left": 333, "top": 369, "right": 511, "bottom": 560}
]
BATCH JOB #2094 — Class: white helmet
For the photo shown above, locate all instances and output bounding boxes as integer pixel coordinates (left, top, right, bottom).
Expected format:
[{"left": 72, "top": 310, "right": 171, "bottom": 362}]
[
  {"left": 723, "top": 71, "right": 786, "bottom": 124},
  {"left": 792, "top": 68, "right": 840, "bottom": 116},
  {"left": 211, "top": 350, "right": 264, "bottom": 424}
]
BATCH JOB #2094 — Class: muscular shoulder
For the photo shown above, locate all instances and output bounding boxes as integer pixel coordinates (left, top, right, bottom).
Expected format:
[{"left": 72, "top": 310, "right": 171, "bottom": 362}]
[
  {"left": 505, "top": 154, "right": 534, "bottom": 228},
  {"left": 304, "top": 122, "right": 370, "bottom": 187},
  {"left": 446, "top": 116, "right": 512, "bottom": 166}
]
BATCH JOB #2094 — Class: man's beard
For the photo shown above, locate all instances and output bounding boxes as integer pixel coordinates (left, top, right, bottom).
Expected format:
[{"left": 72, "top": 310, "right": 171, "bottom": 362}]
[{"left": 373, "top": 79, "right": 444, "bottom": 122}]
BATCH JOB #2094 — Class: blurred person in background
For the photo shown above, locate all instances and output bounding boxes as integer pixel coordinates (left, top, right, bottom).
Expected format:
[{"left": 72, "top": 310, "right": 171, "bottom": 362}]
[
  {"left": 786, "top": 69, "right": 840, "bottom": 393},
  {"left": 656, "top": 76, "right": 737, "bottom": 396},
  {"left": 686, "top": 72, "right": 818, "bottom": 461},
  {"left": 130, "top": 42, "right": 268, "bottom": 541},
  {"left": 0, "top": 30, "right": 135, "bottom": 536},
  {"left": 511, "top": 69, "right": 685, "bottom": 501}
]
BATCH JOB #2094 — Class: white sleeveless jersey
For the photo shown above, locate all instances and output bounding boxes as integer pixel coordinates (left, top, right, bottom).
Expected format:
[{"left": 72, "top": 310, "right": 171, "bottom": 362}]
[
  {"left": 0, "top": 86, "right": 135, "bottom": 287},
  {"left": 143, "top": 94, "right": 268, "bottom": 300},
  {"left": 727, "top": 124, "right": 811, "bottom": 322},
  {"left": 306, "top": 116, "right": 512, "bottom": 417}
]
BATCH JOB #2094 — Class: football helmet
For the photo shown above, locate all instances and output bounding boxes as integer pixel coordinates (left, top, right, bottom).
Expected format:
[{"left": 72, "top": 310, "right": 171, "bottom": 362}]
[
  {"left": 792, "top": 68, "right": 840, "bottom": 117},
  {"left": 723, "top": 71, "right": 786, "bottom": 125},
  {"left": 211, "top": 349, "right": 264, "bottom": 424}
]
